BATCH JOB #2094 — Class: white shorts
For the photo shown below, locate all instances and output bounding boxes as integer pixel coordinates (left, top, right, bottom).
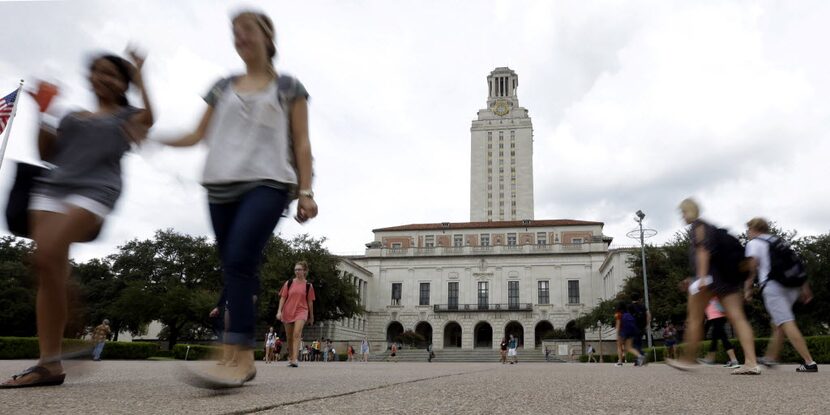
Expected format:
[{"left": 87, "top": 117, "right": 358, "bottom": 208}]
[
  {"left": 30, "top": 193, "right": 110, "bottom": 220},
  {"left": 762, "top": 280, "right": 801, "bottom": 326},
  {"left": 508, "top": 348, "right": 517, "bottom": 357}
]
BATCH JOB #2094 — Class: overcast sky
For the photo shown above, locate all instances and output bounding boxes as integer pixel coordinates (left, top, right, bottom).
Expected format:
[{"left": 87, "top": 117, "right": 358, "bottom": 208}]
[{"left": 1, "top": 0, "right": 828, "bottom": 262}]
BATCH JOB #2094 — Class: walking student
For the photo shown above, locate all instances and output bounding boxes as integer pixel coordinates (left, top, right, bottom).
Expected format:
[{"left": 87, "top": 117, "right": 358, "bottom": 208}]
[
  {"left": 697, "top": 299, "right": 740, "bottom": 368},
  {"left": 499, "top": 337, "right": 508, "bottom": 364},
  {"left": 666, "top": 198, "right": 760, "bottom": 374},
  {"left": 427, "top": 343, "right": 435, "bottom": 362},
  {"left": 614, "top": 302, "right": 626, "bottom": 366},
  {"left": 389, "top": 342, "right": 398, "bottom": 362},
  {"left": 91, "top": 319, "right": 112, "bottom": 362},
  {"left": 507, "top": 334, "right": 519, "bottom": 364},
  {"left": 2, "top": 50, "right": 154, "bottom": 389},
  {"left": 277, "top": 261, "right": 316, "bottom": 368},
  {"left": 618, "top": 302, "right": 647, "bottom": 366},
  {"left": 162, "top": 10, "right": 316, "bottom": 387},
  {"left": 264, "top": 327, "right": 277, "bottom": 364},
  {"left": 361, "top": 337, "right": 370, "bottom": 362},
  {"left": 745, "top": 217, "right": 818, "bottom": 373},
  {"left": 587, "top": 344, "right": 597, "bottom": 363}
]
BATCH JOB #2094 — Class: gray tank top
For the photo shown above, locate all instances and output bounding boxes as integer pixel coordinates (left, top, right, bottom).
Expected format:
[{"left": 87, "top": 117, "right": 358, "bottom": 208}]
[{"left": 33, "top": 107, "right": 139, "bottom": 208}]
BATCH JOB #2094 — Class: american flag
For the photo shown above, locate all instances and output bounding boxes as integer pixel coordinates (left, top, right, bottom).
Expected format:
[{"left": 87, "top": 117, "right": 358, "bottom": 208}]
[{"left": 0, "top": 89, "right": 19, "bottom": 136}]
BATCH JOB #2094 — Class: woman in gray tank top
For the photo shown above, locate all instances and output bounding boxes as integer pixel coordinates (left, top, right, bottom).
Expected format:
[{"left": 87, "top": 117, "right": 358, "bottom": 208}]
[
  {"left": 2, "top": 51, "right": 154, "bottom": 389},
  {"left": 161, "top": 10, "right": 317, "bottom": 388}
]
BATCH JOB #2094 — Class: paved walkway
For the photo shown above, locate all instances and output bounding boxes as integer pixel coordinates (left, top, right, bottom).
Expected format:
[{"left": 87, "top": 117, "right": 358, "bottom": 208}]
[{"left": 0, "top": 360, "right": 827, "bottom": 414}]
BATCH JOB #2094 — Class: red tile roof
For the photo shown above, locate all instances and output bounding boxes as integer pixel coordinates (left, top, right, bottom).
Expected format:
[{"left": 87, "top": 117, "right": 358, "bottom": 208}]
[{"left": 373, "top": 219, "right": 603, "bottom": 232}]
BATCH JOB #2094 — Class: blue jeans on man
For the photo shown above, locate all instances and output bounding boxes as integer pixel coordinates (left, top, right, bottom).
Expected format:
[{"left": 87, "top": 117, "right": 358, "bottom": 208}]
[{"left": 92, "top": 341, "right": 106, "bottom": 361}]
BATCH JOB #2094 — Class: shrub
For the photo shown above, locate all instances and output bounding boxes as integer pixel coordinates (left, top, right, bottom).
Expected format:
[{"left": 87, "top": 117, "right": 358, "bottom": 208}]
[
  {"left": 0, "top": 337, "right": 157, "bottom": 360},
  {"left": 172, "top": 344, "right": 219, "bottom": 360}
]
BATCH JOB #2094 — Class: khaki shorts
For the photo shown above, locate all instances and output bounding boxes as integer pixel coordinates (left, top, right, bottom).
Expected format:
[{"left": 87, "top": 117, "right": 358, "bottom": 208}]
[{"left": 762, "top": 280, "right": 801, "bottom": 326}]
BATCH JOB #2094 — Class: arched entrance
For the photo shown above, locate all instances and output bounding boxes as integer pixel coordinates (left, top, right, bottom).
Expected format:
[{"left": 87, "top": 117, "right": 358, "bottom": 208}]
[
  {"left": 534, "top": 321, "right": 554, "bottom": 347},
  {"left": 474, "top": 321, "right": 493, "bottom": 348},
  {"left": 443, "top": 321, "right": 462, "bottom": 348},
  {"left": 386, "top": 321, "right": 404, "bottom": 344},
  {"left": 415, "top": 321, "right": 433, "bottom": 347},
  {"left": 504, "top": 321, "right": 525, "bottom": 348}
]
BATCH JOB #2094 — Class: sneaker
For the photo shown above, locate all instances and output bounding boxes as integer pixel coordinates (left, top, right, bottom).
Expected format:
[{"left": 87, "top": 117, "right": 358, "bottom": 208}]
[
  {"left": 757, "top": 357, "right": 779, "bottom": 368},
  {"left": 796, "top": 363, "right": 818, "bottom": 373},
  {"left": 696, "top": 358, "right": 716, "bottom": 366},
  {"left": 666, "top": 358, "right": 698, "bottom": 372},
  {"left": 724, "top": 361, "right": 741, "bottom": 369},
  {"left": 614, "top": 362, "right": 623, "bottom": 367},
  {"left": 635, "top": 355, "right": 647, "bottom": 367},
  {"left": 731, "top": 366, "right": 761, "bottom": 375}
]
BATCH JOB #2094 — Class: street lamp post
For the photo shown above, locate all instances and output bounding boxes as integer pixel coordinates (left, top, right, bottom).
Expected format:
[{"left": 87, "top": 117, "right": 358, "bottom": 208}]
[{"left": 628, "top": 210, "right": 657, "bottom": 361}]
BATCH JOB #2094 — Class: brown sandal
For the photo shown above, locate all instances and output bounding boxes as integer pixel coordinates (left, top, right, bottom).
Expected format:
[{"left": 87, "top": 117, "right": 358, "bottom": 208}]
[{"left": 0, "top": 366, "right": 66, "bottom": 389}]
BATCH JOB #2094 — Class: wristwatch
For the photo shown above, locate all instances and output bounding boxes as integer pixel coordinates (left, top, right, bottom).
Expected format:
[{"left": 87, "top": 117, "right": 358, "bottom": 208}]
[{"left": 299, "top": 189, "right": 314, "bottom": 199}]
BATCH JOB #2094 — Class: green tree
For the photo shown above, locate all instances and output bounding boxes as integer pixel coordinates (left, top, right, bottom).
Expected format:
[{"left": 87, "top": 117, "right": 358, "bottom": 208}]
[
  {"left": 0, "top": 236, "right": 36, "bottom": 336},
  {"left": 793, "top": 233, "right": 830, "bottom": 335},
  {"left": 258, "top": 234, "right": 363, "bottom": 333},
  {"left": 110, "top": 229, "right": 222, "bottom": 349}
]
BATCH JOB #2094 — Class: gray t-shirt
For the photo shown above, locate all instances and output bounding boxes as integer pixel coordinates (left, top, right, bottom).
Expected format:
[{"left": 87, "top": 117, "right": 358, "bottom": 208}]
[{"left": 33, "top": 107, "right": 139, "bottom": 208}]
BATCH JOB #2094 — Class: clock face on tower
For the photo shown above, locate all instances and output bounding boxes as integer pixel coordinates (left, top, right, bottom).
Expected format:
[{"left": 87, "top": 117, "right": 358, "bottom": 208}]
[{"left": 493, "top": 99, "right": 510, "bottom": 116}]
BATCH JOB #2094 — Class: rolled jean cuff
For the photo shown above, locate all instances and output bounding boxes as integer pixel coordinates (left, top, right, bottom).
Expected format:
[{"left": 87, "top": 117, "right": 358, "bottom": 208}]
[{"left": 224, "top": 331, "right": 256, "bottom": 349}]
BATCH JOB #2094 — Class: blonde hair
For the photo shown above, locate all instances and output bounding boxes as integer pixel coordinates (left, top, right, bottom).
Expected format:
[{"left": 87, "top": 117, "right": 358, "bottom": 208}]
[
  {"left": 678, "top": 198, "right": 700, "bottom": 220},
  {"left": 296, "top": 260, "right": 309, "bottom": 271},
  {"left": 746, "top": 217, "right": 770, "bottom": 233}
]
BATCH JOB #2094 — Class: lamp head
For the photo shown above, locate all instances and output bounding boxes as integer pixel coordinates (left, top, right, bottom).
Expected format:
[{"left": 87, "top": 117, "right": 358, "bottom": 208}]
[{"left": 635, "top": 210, "right": 645, "bottom": 220}]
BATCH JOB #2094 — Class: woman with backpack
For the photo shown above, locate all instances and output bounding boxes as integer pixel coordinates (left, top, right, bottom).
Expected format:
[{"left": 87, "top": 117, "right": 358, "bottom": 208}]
[
  {"left": 161, "top": 10, "right": 316, "bottom": 387},
  {"left": 667, "top": 198, "right": 760, "bottom": 374},
  {"left": 1, "top": 51, "right": 154, "bottom": 389},
  {"left": 277, "top": 261, "right": 316, "bottom": 368}
]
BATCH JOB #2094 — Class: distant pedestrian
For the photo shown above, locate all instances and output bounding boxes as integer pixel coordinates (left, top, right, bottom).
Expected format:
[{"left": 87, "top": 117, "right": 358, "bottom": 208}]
[
  {"left": 630, "top": 292, "right": 650, "bottom": 355},
  {"left": 275, "top": 337, "right": 283, "bottom": 361},
  {"left": 507, "top": 334, "right": 518, "bottom": 364},
  {"left": 666, "top": 198, "right": 760, "bottom": 375},
  {"left": 264, "top": 327, "right": 277, "bottom": 363},
  {"left": 277, "top": 261, "right": 316, "bottom": 368},
  {"left": 544, "top": 346, "right": 550, "bottom": 362},
  {"left": 697, "top": 299, "right": 740, "bottom": 368},
  {"left": 662, "top": 323, "right": 678, "bottom": 360},
  {"left": 312, "top": 339, "right": 321, "bottom": 361},
  {"left": 389, "top": 342, "right": 398, "bottom": 362},
  {"left": 323, "top": 339, "right": 332, "bottom": 362},
  {"left": 587, "top": 345, "right": 597, "bottom": 363},
  {"left": 347, "top": 344, "right": 355, "bottom": 362},
  {"left": 361, "top": 337, "right": 370, "bottom": 362},
  {"left": 614, "top": 302, "right": 625, "bottom": 366},
  {"left": 618, "top": 302, "right": 646, "bottom": 366},
  {"left": 746, "top": 217, "right": 818, "bottom": 373},
  {"left": 499, "top": 337, "right": 508, "bottom": 364},
  {"left": 91, "top": 319, "right": 112, "bottom": 361},
  {"left": 427, "top": 343, "right": 435, "bottom": 362}
]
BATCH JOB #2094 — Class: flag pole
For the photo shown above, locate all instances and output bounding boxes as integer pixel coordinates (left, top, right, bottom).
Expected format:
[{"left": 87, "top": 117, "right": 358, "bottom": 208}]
[{"left": 0, "top": 79, "right": 25, "bottom": 172}]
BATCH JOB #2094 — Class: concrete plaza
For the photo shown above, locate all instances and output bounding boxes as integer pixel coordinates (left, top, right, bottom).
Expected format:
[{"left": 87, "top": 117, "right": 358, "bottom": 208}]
[{"left": 0, "top": 360, "right": 827, "bottom": 414}]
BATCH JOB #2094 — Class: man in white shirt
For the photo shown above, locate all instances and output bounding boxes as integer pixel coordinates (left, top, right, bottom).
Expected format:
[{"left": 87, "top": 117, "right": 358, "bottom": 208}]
[{"left": 745, "top": 217, "right": 817, "bottom": 373}]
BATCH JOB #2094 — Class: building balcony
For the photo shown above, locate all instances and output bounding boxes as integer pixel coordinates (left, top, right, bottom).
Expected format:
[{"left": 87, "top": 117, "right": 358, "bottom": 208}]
[
  {"left": 367, "top": 243, "right": 602, "bottom": 258},
  {"left": 433, "top": 303, "right": 533, "bottom": 312}
]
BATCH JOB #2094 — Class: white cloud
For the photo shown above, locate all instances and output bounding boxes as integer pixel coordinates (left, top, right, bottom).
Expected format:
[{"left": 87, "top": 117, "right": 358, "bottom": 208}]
[{"left": 1, "top": 0, "right": 828, "bottom": 262}]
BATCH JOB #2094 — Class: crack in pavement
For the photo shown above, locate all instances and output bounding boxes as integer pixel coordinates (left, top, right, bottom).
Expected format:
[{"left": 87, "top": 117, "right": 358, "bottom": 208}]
[{"left": 219, "top": 367, "right": 493, "bottom": 415}]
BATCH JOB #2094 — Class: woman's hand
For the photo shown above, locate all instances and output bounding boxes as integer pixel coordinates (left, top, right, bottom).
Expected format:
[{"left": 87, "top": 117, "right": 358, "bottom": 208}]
[
  {"left": 209, "top": 307, "right": 219, "bottom": 318},
  {"left": 295, "top": 196, "right": 318, "bottom": 223},
  {"left": 276, "top": 311, "right": 283, "bottom": 322}
]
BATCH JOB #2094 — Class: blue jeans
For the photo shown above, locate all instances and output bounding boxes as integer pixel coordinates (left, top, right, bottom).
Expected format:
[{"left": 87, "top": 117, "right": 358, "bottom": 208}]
[
  {"left": 92, "top": 341, "right": 105, "bottom": 360},
  {"left": 209, "top": 186, "right": 289, "bottom": 349}
]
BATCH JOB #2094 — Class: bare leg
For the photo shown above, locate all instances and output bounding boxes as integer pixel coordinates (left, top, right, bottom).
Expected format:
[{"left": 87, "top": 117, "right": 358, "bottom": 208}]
[
  {"left": 284, "top": 323, "right": 295, "bottom": 363},
  {"left": 291, "top": 321, "right": 306, "bottom": 364},
  {"left": 780, "top": 321, "right": 814, "bottom": 363},
  {"left": 680, "top": 289, "right": 715, "bottom": 364},
  {"left": 726, "top": 349, "right": 738, "bottom": 363},
  {"left": 720, "top": 292, "right": 757, "bottom": 367}
]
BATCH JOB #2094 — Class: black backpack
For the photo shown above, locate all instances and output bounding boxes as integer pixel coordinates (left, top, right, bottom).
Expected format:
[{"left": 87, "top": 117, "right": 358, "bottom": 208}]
[
  {"left": 631, "top": 303, "right": 647, "bottom": 331},
  {"left": 710, "top": 227, "right": 750, "bottom": 283},
  {"left": 763, "top": 237, "right": 807, "bottom": 288}
]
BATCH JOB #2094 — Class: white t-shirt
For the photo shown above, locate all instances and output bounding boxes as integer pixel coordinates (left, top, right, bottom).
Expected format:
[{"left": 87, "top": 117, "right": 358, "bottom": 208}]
[
  {"left": 745, "top": 234, "right": 772, "bottom": 284},
  {"left": 202, "top": 81, "right": 297, "bottom": 186}
]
